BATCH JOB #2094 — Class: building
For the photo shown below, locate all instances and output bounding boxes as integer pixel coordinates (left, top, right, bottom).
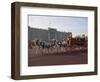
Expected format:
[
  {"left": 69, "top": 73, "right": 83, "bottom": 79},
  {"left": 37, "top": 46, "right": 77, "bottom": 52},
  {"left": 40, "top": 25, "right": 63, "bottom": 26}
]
[{"left": 28, "top": 26, "right": 72, "bottom": 41}]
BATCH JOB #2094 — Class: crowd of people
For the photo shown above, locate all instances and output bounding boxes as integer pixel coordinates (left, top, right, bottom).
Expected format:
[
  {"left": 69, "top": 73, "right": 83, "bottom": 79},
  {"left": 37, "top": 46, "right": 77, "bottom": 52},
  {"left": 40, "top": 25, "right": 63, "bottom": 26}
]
[
  {"left": 28, "top": 39, "right": 70, "bottom": 56},
  {"left": 28, "top": 35, "right": 87, "bottom": 56},
  {"left": 29, "top": 39, "right": 68, "bottom": 49}
]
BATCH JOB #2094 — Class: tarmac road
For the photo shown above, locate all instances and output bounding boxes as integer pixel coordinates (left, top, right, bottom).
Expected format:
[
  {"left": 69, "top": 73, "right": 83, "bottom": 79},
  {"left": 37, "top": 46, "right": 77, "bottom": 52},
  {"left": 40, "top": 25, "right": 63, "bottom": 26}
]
[{"left": 28, "top": 49, "right": 87, "bottom": 66}]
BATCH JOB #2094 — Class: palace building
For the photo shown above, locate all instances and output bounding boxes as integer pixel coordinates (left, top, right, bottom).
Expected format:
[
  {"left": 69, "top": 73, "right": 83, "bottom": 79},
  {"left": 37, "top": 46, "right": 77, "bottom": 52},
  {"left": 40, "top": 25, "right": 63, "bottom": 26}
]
[{"left": 28, "top": 26, "right": 72, "bottom": 41}]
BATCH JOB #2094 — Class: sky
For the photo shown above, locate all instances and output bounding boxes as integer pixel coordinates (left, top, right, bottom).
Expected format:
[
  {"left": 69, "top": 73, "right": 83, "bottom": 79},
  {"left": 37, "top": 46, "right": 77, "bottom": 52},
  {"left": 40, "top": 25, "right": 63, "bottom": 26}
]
[{"left": 28, "top": 15, "right": 88, "bottom": 37}]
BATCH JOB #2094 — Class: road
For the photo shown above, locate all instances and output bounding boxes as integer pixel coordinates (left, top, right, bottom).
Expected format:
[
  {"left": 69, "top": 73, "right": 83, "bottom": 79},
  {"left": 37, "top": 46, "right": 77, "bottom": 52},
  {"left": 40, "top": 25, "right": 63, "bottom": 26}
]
[{"left": 28, "top": 49, "right": 87, "bottom": 66}]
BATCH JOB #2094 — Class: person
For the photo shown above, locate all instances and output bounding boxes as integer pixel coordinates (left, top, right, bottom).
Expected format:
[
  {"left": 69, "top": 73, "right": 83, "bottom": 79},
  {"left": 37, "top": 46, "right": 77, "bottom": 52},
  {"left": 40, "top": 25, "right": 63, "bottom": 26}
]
[
  {"left": 65, "top": 34, "right": 72, "bottom": 47},
  {"left": 28, "top": 40, "right": 32, "bottom": 49}
]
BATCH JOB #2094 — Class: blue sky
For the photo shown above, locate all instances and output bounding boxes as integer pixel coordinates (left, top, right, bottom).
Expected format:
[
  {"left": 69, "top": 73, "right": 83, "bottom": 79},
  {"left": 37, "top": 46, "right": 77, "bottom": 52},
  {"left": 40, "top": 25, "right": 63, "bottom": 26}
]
[{"left": 28, "top": 15, "right": 88, "bottom": 37}]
